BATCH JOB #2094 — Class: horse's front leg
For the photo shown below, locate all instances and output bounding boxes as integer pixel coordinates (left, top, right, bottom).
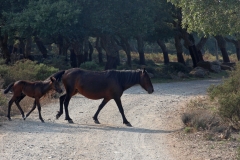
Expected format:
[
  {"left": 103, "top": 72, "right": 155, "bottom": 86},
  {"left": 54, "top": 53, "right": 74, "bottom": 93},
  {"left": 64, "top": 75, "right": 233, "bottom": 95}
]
[
  {"left": 56, "top": 94, "right": 66, "bottom": 119},
  {"left": 24, "top": 100, "right": 37, "bottom": 120},
  {"left": 93, "top": 98, "right": 109, "bottom": 124},
  {"left": 35, "top": 99, "right": 44, "bottom": 123},
  {"left": 63, "top": 94, "right": 73, "bottom": 123},
  {"left": 114, "top": 98, "right": 132, "bottom": 127}
]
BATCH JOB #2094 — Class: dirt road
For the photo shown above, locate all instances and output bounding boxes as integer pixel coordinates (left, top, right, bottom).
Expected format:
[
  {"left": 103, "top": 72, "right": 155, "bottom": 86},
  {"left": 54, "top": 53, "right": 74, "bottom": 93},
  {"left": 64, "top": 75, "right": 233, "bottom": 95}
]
[{"left": 0, "top": 79, "right": 221, "bottom": 160}]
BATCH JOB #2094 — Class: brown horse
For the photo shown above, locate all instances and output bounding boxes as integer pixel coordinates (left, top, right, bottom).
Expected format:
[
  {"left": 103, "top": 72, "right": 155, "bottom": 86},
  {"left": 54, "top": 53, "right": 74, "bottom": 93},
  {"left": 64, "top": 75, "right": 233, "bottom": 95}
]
[
  {"left": 52, "top": 68, "right": 154, "bottom": 126},
  {"left": 4, "top": 77, "right": 63, "bottom": 122}
]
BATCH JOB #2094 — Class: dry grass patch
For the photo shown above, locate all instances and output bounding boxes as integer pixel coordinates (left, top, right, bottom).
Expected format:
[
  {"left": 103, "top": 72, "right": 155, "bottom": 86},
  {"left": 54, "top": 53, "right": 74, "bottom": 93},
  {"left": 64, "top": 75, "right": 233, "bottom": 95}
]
[{"left": 182, "top": 96, "right": 231, "bottom": 140}]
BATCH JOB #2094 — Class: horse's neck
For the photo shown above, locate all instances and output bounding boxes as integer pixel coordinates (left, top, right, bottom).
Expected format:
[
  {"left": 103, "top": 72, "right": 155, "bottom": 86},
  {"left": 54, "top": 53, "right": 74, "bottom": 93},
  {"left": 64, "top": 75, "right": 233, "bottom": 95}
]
[
  {"left": 118, "top": 71, "right": 140, "bottom": 90},
  {"left": 41, "top": 81, "right": 52, "bottom": 94}
]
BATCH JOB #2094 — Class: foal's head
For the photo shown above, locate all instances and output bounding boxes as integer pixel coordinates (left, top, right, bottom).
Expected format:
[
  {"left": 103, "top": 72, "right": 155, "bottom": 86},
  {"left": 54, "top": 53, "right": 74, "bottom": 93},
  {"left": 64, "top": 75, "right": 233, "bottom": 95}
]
[
  {"left": 50, "top": 77, "right": 63, "bottom": 93},
  {"left": 139, "top": 69, "right": 154, "bottom": 94}
]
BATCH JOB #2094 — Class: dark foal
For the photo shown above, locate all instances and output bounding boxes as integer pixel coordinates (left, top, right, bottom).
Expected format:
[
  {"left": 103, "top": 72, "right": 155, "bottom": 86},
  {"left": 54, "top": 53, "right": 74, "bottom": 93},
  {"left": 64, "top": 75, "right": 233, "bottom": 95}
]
[
  {"left": 52, "top": 68, "right": 154, "bottom": 126},
  {"left": 4, "top": 77, "right": 63, "bottom": 122}
]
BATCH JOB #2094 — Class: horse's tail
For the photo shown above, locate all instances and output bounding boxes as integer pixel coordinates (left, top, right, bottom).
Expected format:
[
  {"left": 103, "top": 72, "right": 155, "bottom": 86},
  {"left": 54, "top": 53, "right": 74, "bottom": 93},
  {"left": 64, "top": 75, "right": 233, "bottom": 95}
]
[
  {"left": 4, "top": 83, "right": 14, "bottom": 94},
  {"left": 45, "top": 70, "right": 66, "bottom": 82}
]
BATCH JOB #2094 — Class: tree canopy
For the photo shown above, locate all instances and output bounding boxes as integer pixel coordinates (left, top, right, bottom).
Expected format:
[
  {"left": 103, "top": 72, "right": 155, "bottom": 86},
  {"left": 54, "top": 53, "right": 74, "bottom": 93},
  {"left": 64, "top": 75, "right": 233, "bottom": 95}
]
[{"left": 168, "top": 0, "right": 240, "bottom": 38}]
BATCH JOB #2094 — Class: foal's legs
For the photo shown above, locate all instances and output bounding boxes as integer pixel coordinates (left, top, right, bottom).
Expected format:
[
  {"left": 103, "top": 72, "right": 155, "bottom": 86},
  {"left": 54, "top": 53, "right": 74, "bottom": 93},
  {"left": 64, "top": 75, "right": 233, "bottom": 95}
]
[
  {"left": 93, "top": 98, "right": 109, "bottom": 124},
  {"left": 36, "top": 99, "right": 44, "bottom": 123},
  {"left": 24, "top": 100, "right": 36, "bottom": 120},
  {"left": 15, "top": 94, "right": 26, "bottom": 119},
  {"left": 114, "top": 98, "right": 132, "bottom": 127}
]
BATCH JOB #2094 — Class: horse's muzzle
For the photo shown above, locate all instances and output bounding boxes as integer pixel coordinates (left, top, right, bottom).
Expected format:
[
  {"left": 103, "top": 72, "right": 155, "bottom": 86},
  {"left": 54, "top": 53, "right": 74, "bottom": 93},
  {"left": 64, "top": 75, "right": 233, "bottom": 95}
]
[{"left": 148, "top": 88, "right": 154, "bottom": 94}]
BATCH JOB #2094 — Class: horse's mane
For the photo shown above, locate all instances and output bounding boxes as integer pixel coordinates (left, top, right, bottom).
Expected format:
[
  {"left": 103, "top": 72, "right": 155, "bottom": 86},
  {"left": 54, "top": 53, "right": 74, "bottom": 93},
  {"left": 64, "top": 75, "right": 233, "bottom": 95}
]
[{"left": 107, "top": 70, "right": 141, "bottom": 85}]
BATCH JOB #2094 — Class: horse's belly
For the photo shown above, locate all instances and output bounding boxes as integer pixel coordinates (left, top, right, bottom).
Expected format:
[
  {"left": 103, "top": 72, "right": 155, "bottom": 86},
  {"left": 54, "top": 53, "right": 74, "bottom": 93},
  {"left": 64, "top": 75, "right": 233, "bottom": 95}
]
[{"left": 79, "top": 90, "right": 107, "bottom": 100}]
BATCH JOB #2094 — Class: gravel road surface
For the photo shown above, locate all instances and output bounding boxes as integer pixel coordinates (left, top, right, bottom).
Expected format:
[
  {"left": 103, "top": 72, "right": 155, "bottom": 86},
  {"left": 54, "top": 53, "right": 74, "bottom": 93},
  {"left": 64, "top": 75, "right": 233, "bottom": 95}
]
[{"left": 0, "top": 79, "right": 221, "bottom": 160}]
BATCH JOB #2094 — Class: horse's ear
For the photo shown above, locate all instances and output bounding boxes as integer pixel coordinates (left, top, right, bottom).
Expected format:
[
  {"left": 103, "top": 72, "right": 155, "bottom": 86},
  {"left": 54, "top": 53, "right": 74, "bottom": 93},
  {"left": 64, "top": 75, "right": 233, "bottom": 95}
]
[{"left": 50, "top": 77, "right": 56, "bottom": 82}]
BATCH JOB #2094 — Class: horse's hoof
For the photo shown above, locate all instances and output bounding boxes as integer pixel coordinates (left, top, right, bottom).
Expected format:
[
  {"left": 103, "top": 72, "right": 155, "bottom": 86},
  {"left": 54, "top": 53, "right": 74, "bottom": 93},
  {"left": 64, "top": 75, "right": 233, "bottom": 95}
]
[
  {"left": 41, "top": 120, "right": 45, "bottom": 123},
  {"left": 56, "top": 112, "right": 62, "bottom": 119},
  {"left": 125, "top": 122, "right": 132, "bottom": 127},
  {"left": 23, "top": 117, "right": 26, "bottom": 120},
  {"left": 8, "top": 118, "right": 12, "bottom": 121},
  {"left": 68, "top": 119, "right": 74, "bottom": 124},
  {"left": 94, "top": 119, "right": 100, "bottom": 124}
]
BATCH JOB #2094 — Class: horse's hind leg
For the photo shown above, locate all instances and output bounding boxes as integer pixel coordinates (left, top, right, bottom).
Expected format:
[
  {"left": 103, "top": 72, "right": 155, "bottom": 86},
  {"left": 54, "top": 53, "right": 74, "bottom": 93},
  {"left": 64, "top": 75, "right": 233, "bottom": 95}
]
[
  {"left": 7, "top": 98, "right": 15, "bottom": 120},
  {"left": 15, "top": 94, "right": 26, "bottom": 119},
  {"left": 114, "top": 98, "right": 132, "bottom": 127},
  {"left": 56, "top": 94, "right": 66, "bottom": 119},
  {"left": 24, "top": 100, "right": 36, "bottom": 120},
  {"left": 93, "top": 98, "right": 109, "bottom": 124}
]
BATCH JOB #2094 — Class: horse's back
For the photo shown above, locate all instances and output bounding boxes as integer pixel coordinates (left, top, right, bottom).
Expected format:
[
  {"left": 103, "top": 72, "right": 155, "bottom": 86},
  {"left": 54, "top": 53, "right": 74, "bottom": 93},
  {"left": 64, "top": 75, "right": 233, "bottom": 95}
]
[{"left": 62, "top": 68, "right": 122, "bottom": 99}]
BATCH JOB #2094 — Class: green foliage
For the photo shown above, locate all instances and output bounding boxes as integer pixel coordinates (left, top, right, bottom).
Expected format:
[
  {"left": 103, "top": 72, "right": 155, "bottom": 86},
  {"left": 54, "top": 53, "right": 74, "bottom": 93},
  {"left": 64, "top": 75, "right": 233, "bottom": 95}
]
[
  {"left": 208, "top": 62, "right": 240, "bottom": 125},
  {"left": 0, "top": 60, "right": 58, "bottom": 87},
  {"left": 168, "top": 0, "right": 240, "bottom": 38},
  {"left": 80, "top": 61, "right": 101, "bottom": 71},
  {"left": 0, "top": 92, "right": 7, "bottom": 106}
]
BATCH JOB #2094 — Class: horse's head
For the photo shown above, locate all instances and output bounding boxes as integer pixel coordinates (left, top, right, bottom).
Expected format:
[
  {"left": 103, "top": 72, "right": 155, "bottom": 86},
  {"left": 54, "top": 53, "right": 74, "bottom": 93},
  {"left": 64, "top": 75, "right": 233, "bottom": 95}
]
[
  {"left": 139, "top": 68, "right": 154, "bottom": 94},
  {"left": 50, "top": 77, "right": 63, "bottom": 93}
]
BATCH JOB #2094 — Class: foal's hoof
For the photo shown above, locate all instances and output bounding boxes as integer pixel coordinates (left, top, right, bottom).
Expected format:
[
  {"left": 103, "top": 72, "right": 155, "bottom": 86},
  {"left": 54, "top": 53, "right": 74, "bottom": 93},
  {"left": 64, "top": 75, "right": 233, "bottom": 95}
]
[
  {"left": 7, "top": 117, "right": 12, "bottom": 121},
  {"left": 124, "top": 122, "right": 132, "bottom": 127},
  {"left": 40, "top": 119, "right": 45, "bottom": 123},
  {"left": 23, "top": 116, "right": 26, "bottom": 120},
  {"left": 68, "top": 119, "right": 74, "bottom": 124}
]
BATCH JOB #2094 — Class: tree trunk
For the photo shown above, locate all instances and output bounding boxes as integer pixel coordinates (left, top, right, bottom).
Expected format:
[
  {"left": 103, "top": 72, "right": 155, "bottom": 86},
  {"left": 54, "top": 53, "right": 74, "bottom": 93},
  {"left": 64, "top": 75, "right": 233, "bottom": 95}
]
[
  {"left": 0, "top": 34, "right": 11, "bottom": 64},
  {"left": 34, "top": 36, "right": 47, "bottom": 58},
  {"left": 136, "top": 35, "right": 145, "bottom": 65},
  {"left": 95, "top": 37, "right": 103, "bottom": 63},
  {"left": 83, "top": 37, "right": 89, "bottom": 62},
  {"left": 71, "top": 40, "right": 84, "bottom": 67},
  {"left": 57, "top": 35, "right": 64, "bottom": 55},
  {"left": 116, "top": 36, "right": 132, "bottom": 67},
  {"left": 70, "top": 49, "right": 77, "bottom": 67},
  {"left": 101, "top": 35, "right": 118, "bottom": 70},
  {"left": 215, "top": 35, "right": 230, "bottom": 62},
  {"left": 88, "top": 41, "right": 93, "bottom": 61},
  {"left": 182, "top": 32, "right": 198, "bottom": 67},
  {"left": 25, "top": 37, "right": 32, "bottom": 59},
  {"left": 19, "top": 38, "right": 25, "bottom": 58},
  {"left": 174, "top": 35, "right": 185, "bottom": 65},
  {"left": 157, "top": 39, "right": 169, "bottom": 64},
  {"left": 225, "top": 38, "right": 240, "bottom": 61},
  {"left": 196, "top": 37, "right": 208, "bottom": 62}
]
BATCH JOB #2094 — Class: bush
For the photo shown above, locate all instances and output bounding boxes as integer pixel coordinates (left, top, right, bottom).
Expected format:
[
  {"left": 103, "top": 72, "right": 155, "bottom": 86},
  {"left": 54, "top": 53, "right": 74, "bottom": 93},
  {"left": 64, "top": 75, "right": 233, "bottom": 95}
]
[
  {"left": 80, "top": 61, "right": 101, "bottom": 70},
  {"left": 0, "top": 59, "right": 58, "bottom": 87},
  {"left": 0, "top": 92, "right": 7, "bottom": 116},
  {"left": 208, "top": 62, "right": 240, "bottom": 128}
]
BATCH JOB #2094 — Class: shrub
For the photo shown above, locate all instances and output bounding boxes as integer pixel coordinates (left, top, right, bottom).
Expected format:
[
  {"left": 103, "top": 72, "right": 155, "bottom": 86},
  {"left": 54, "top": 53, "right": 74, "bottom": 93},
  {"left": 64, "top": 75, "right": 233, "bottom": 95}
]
[
  {"left": 0, "top": 59, "right": 58, "bottom": 87},
  {"left": 208, "top": 62, "right": 240, "bottom": 127},
  {"left": 80, "top": 61, "right": 101, "bottom": 70},
  {"left": 0, "top": 92, "right": 7, "bottom": 116}
]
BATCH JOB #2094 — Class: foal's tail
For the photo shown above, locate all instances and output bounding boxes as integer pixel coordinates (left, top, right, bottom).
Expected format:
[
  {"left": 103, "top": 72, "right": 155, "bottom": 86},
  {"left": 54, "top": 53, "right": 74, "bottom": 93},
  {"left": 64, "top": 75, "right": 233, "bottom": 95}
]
[
  {"left": 4, "top": 83, "right": 14, "bottom": 94},
  {"left": 45, "top": 70, "right": 66, "bottom": 82}
]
